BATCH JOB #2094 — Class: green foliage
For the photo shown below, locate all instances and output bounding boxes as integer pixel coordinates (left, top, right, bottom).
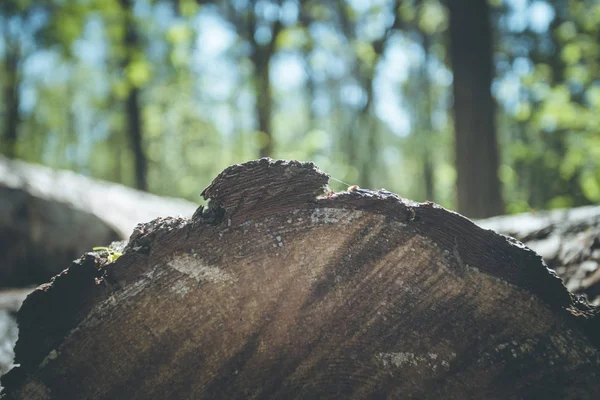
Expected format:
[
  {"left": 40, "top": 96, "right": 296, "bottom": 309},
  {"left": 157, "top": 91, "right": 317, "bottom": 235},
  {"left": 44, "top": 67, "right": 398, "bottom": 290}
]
[
  {"left": 352, "top": 41, "right": 377, "bottom": 68},
  {"left": 275, "top": 27, "right": 309, "bottom": 51},
  {"left": 418, "top": 1, "right": 448, "bottom": 34},
  {"left": 126, "top": 57, "right": 151, "bottom": 87},
  {"left": 1, "top": 0, "right": 598, "bottom": 216},
  {"left": 495, "top": 0, "right": 600, "bottom": 211}
]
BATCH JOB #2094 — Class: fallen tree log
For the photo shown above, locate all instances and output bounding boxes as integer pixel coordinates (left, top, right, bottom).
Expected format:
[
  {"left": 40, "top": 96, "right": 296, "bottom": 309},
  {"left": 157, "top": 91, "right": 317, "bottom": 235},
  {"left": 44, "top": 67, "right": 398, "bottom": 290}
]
[
  {"left": 0, "top": 156, "right": 197, "bottom": 288},
  {"left": 0, "top": 288, "right": 31, "bottom": 378},
  {"left": 478, "top": 206, "right": 600, "bottom": 305},
  {"left": 1, "top": 159, "right": 599, "bottom": 399}
]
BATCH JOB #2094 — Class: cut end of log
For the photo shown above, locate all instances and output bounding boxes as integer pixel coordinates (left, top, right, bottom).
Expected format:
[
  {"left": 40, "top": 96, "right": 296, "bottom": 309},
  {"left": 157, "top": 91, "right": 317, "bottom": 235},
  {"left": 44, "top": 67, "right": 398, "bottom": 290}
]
[
  {"left": 2, "top": 159, "right": 599, "bottom": 399},
  {"left": 198, "top": 158, "right": 331, "bottom": 224}
]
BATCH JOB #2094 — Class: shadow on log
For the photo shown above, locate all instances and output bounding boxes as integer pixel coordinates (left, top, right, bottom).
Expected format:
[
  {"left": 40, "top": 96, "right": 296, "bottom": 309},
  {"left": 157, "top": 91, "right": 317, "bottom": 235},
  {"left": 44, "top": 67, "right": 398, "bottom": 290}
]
[
  {"left": 0, "top": 156, "right": 197, "bottom": 288},
  {"left": 1, "top": 159, "right": 599, "bottom": 399},
  {"left": 478, "top": 206, "right": 600, "bottom": 305}
]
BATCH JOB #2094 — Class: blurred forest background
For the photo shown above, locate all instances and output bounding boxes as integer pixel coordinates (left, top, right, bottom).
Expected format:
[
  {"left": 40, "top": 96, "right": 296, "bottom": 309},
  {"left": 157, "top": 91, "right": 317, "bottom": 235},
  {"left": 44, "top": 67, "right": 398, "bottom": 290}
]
[{"left": 1, "top": 0, "right": 599, "bottom": 218}]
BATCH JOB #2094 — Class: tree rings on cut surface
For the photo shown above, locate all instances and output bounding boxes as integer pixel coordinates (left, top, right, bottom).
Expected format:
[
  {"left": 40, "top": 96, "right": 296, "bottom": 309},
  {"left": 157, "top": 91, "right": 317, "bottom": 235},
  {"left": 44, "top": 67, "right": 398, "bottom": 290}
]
[{"left": 2, "top": 159, "right": 599, "bottom": 399}]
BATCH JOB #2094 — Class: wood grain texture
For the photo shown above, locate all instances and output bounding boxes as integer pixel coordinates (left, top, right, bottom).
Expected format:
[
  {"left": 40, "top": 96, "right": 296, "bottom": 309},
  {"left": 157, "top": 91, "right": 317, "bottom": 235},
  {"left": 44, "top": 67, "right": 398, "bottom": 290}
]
[{"left": 1, "top": 159, "right": 599, "bottom": 399}]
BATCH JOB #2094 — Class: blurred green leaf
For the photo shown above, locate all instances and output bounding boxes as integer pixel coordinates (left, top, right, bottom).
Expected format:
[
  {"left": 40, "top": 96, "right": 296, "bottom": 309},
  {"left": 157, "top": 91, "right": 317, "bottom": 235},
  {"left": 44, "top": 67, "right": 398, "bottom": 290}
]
[
  {"left": 112, "top": 80, "right": 130, "bottom": 100},
  {"left": 560, "top": 150, "right": 583, "bottom": 180},
  {"left": 398, "top": 2, "right": 416, "bottom": 22},
  {"left": 254, "top": 131, "right": 271, "bottom": 149},
  {"left": 166, "top": 23, "right": 192, "bottom": 44},
  {"left": 305, "top": 1, "right": 330, "bottom": 21},
  {"left": 586, "top": 87, "right": 600, "bottom": 109},
  {"left": 565, "top": 65, "right": 590, "bottom": 84},
  {"left": 556, "top": 21, "right": 577, "bottom": 42},
  {"left": 534, "top": 64, "right": 552, "bottom": 81},
  {"left": 547, "top": 195, "right": 573, "bottom": 209},
  {"left": 580, "top": 171, "right": 600, "bottom": 202},
  {"left": 179, "top": 0, "right": 200, "bottom": 17},
  {"left": 515, "top": 102, "right": 531, "bottom": 121},
  {"left": 499, "top": 164, "right": 516, "bottom": 186},
  {"left": 275, "top": 27, "right": 309, "bottom": 50},
  {"left": 561, "top": 43, "right": 582, "bottom": 64},
  {"left": 353, "top": 40, "right": 376, "bottom": 67},
  {"left": 418, "top": 1, "right": 448, "bottom": 34},
  {"left": 126, "top": 59, "right": 151, "bottom": 87},
  {"left": 107, "top": 24, "right": 126, "bottom": 42}
]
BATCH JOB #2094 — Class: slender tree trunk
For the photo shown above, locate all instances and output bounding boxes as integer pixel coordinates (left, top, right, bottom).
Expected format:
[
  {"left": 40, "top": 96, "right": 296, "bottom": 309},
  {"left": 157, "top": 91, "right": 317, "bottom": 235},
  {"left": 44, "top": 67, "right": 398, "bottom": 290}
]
[
  {"left": 421, "top": 34, "right": 435, "bottom": 202},
  {"left": 65, "top": 81, "right": 77, "bottom": 169},
  {"left": 360, "top": 79, "right": 375, "bottom": 188},
  {"left": 224, "top": 2, "right": 278, "bottom": 159},
  {"left": 305, "top": 64, "right": 317, "bottom": 134},
  {"left": 125, "top": 87, "right": 147, "bottom": 190},
  {"left": 2, "top": 48, "right": 20, "bottom": 158},
  {"left": 334, "top": 0, "right": 361, "bottom": 172},
  {"left": 448, "top": 0, "right": 504, "bottom": 218},
  {"left": 112, "top": 131, "right": 124, "bottom": 183},
  {"left": 252, "top": 49, "right": 273, "bottom": 158},
  {"left": 121, "top": 0, "right": 148, "bottom": 191}
]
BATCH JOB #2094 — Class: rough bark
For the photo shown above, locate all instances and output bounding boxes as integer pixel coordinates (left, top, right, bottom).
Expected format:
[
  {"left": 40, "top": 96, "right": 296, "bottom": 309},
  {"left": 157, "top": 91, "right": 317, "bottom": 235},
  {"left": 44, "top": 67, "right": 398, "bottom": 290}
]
[
  {"left": 1, "top": 159, "right": 599, "bottom": 399},
  {"left": 0, "top": 156, "right": 197, "bottom": 288},
  {"left": 448, "top": 0, "right": 504, "bottom": 218},
  {"left": 478, "top": 205, "right": 600, "bottom": 305}
]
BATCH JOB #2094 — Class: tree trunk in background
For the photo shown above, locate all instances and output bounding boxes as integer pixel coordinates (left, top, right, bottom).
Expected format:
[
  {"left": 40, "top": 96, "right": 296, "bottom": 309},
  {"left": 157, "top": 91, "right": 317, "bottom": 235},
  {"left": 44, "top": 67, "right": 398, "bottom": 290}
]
[
  {"left": 252, "top": 49, "right": 274, "bottom": 158},
  {"left": 2, "top": 48, "right": 20, "bottom": 159},
  {"left": 218, "top": 0, "right": 281, "bottom": 160},
  {"left": 334, "top": 0, "right": 361, "bottom": 177},
  {"left": 121, "top": 0, "right": 148, "bottom": 191},
  {"left": 448, "top": 0, "right": 504, "bottom": 218},
  {"left": 125, "top": 87, "right": 147, "bottom": 191},
  {"left": 244, "top": 1, "right": 281, "bottom": 160},
  {"left": 421, "top": 33, "right": 435, "bottom": 202},
  {"left": 359, "top": 79, "right": 375, "bottom": 188}
]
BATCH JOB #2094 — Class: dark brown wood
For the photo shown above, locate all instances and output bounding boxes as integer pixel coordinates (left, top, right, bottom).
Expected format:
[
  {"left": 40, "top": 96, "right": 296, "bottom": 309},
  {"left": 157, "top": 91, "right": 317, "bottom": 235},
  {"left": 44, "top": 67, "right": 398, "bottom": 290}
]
[
  {"left": 1, "top": 45, "right": 20, "bottom": 159},
  {"left": 448, "top": 0, "right": 504, "bottom": 218},
  {"left": 120, "top": 0, "right": 148, "bottom": 191},
  {"left": 253, "top": 49, "right": 274, "bottom": 159},
  {"left": 0, "top": 156, "right": 197, "bottom": 288},
  {"left": 1, "top": 159, "right": 598, "bottom": 399}
]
